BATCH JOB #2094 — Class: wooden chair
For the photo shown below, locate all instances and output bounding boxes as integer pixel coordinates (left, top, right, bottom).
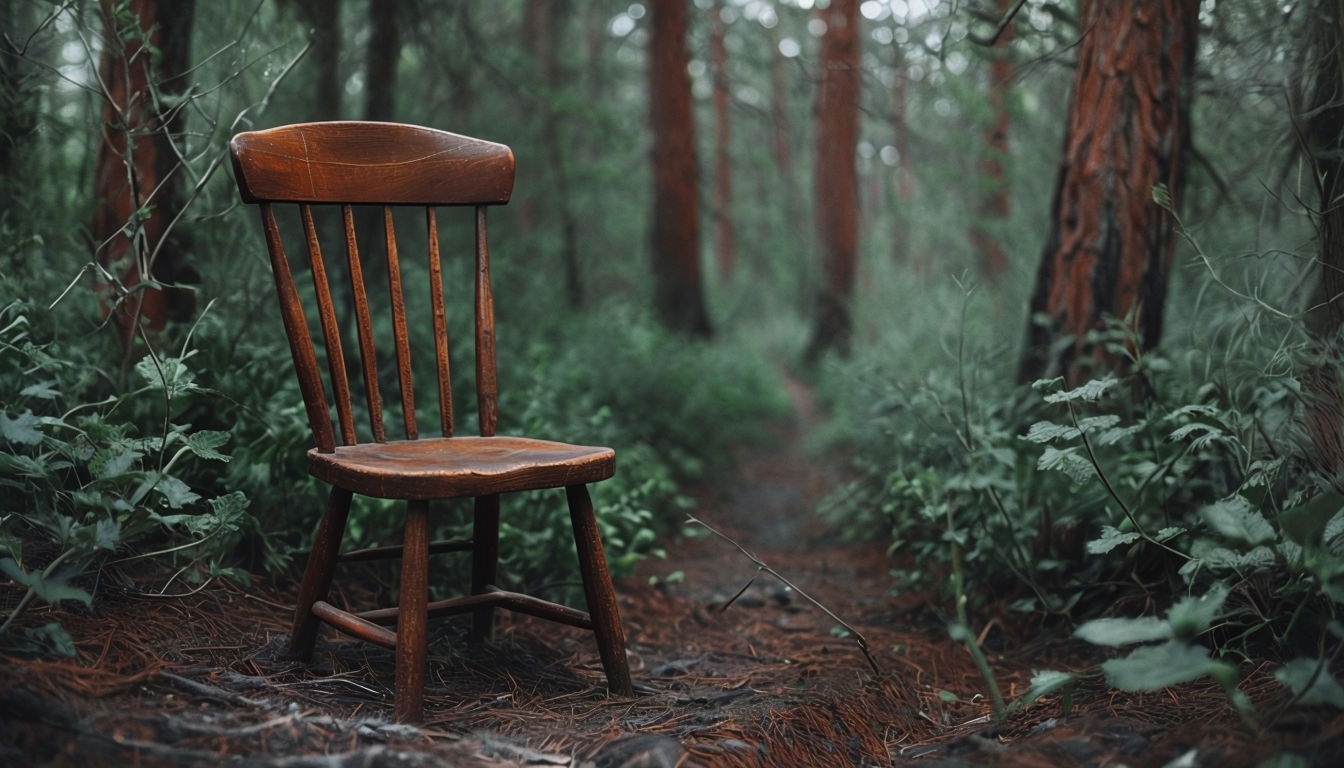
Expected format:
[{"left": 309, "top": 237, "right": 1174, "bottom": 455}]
[{"left": 228, "top": 121, "right": 634, "bottom": 722}]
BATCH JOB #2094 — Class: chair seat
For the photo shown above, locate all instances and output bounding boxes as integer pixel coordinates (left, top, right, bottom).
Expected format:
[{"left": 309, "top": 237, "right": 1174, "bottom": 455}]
[{"left": 308, "top": 436, "right": 616, "bottom": 499}]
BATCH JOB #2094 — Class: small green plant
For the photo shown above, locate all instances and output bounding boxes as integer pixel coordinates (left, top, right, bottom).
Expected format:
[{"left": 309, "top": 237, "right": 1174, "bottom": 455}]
[{"left": 0, "top": 292, "right": 258, "bottom": 655}]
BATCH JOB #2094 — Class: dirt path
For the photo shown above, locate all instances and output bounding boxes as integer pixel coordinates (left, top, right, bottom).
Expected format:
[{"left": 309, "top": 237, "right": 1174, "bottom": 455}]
[{"left": 2, "top": 378, "right": 1341, "bottom": 766}]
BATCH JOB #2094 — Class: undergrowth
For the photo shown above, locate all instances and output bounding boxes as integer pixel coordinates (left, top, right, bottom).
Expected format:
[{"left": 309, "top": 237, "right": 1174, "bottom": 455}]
[
  {"left": 0, "top": 277, "right": 787, "bottom": 643},
  {"left": 820, "top": 279, "right": 1344, "bottom": 727},
  {"left": 0, "top": 285, "right": 260, "bottom": 656}
]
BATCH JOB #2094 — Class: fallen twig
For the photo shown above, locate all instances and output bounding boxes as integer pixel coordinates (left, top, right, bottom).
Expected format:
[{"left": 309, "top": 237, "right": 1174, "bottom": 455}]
[{"left": 685, "top": 515, "right": 882, "bottom": 675}]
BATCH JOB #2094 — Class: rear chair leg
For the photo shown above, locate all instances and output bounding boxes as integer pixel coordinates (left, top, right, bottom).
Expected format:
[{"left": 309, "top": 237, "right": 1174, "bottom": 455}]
[
  {"left": 566, "top": 484, "right": 634, "bottom": 696},
  {"left": 288, "top": 486, "right": 353, "bottom": 660},
  {"left": 470, "top": 494, "right": 501, "bottom": 642}
]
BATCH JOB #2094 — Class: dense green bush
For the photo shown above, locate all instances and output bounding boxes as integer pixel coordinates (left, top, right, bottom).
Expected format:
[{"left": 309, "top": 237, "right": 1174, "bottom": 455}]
[
  {"left": 820, "top": 279, "right": 1344, "bottom": 721},
  {"left": 0, "top": 284, "right": 262, "bottom": 654}
]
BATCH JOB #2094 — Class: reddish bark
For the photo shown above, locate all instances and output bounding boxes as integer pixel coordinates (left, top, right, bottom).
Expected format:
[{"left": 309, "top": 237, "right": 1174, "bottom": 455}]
[
  {"left": 92, "top": 0, "right": 196, "bottom": 350},
  {"left": 709, "top": 2, "right": 736, "bottom": 280},
  {"left": 805, "top": 0, "right": 861, "bottom": 361},
  {"left": 649, "top": 0, "right": 712, "bottom": 337},
  {"left": 526, "top": 0, "right": 583, "bottom": 306},
  {"left": 1019, "top": 0, "right": 1198, "bottom": 385},
  {"left": 968, "top": 0, "right": 1013, "bottom": 279},
  {"left": 889, "top": 45, "right": 914, "bottom": 267}
]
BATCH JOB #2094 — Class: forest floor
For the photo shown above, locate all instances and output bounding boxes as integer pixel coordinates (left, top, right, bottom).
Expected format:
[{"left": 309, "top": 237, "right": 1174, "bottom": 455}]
[{"left": 3, "top": 378, "right": 1343, "bottom": 767}]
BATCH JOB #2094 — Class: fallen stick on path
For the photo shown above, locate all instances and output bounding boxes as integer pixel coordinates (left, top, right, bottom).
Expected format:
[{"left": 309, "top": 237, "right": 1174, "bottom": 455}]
[{"left": 685, "top": 515, "right": 882, "bottom": 676}]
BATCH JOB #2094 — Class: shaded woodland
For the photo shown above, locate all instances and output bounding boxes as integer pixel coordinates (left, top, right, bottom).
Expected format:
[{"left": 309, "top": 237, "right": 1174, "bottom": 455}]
[{"left": 3, "top": 0, "right": 1344, "bottom": 764}]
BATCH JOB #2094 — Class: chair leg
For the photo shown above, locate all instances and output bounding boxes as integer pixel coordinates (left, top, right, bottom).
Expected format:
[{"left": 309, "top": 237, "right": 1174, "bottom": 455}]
[
  {"left": 470, "top": 494, "right": 500, "bottom": 642},
  {"left": 288, "top": 486, "right": 353, "bottom": 660},
  {"left": 395, "top": 499, "right": 430, "bottom": 722},
  {"left": 565, "top": 485, "right": 634, "bottom": 697}
]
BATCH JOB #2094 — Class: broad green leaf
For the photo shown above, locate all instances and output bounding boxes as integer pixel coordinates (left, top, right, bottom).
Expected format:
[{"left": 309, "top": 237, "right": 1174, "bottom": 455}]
[
  {"left": 19, "top": 381, "right": 60, "bottom": 400},
  {"left": 1087, "top": 525, "right": 1141, "bottom": 555},
  {"left": 1168, "top": 422, "right": 1228, "bottom": 450},
  {"left": 135, "top": 355, "right": 197, "bottom": 397},
  {"left": 1076, "top": 414, "right": 1121, "bottom": 433},
  {"left": 1101, "top": 641, "right": 1233, "bottom": 692},
  {"left": 1155, "top": 526, "right": 1187, "bottom": 543},
  {"left": 1024, "top": 420, "right": 1079, "bottom": 443},
  {"left": 69, "top": 519, "right": 119, "bottom": 553},
  {"left": 1274, "top": 659, "right": 1344, "bottom": 709},
  {"left": 90, "top": 443, "right": 142, "bottom": 480},
  {"left": 0, "top": 410, "right": 43, "bottom": 445},
  {"left": 1201, "top": 497, "right": 1275, "bottom": 547},
  {"left": 1280, "top": 492, "right": 1344, "bottom": 548},
  {"left": 25, "top": 622, "right": 77, "bottom": 657},
  {"left": 184, "top": 430, "right": 230, "bottom": 462},
  {"left": 1042, "top": 377, "right": 1118, "bottom": 404},
  {"left": 1166, "top": 584, "right": 1228, "bottom": 640},
  {"left": 0, "top": 452, "right": 48, "bottom": 477},
  {"left": 148, "top": 473, "right": 200, "bottom": 509},
  {"left": 0, "top": 558, "right": 93, "bottom": 606},
  {"left": 210, "top": 491, "right": 249, "bottom": 522},
  {"left": 1075, "top": 616, "right": 1170, "bottom": 647},
  {"left": 93, "top": 519, "right": 121, "bottom": 551},
  {"left": 1096, "top": 422, "right": 1144, "bottom": 446},
  {"left": 1037, "top": 446, "right": 1095, "bottom": 484},
  {"left": 0, "top": 622, "right": 77, "bottom": 658},
  {"left": 1008, "top": 669, "right": 1076, "bottom": 715}
]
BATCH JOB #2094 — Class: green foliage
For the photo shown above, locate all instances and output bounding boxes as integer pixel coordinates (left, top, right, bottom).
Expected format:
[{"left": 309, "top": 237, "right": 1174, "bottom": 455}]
[
  {"left": 0, "top": 289, "right": 262, "bottom": 652},
  {"left": 823, "top": 254, "right": 1344, "bottom": 720},
  {"left": 433, "top": 304, "right": 788, "bottom": 603}
]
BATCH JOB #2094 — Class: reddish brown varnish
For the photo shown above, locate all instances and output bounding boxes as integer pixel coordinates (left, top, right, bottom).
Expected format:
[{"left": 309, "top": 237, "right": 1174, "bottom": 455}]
[{"left": 229, "top": 121, "right": 633, "bottom": 722}]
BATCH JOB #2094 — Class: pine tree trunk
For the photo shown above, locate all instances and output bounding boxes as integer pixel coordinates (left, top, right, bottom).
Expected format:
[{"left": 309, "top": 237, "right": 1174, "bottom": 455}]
[
  {"left": 295, "top": 0, "right": 343, "bottom": 119},
  {"left": 649, "top": 0, "right": 712, "bottom": 337},
  {"left": 889, "top": 46, "right": 914, "bottom": 267},
  {"left": 527, "top": 0, "right": 584, "bottom": 306},
  {"left": 969, "top": 0, "right": 1013, "bottom": 279},
  {"left": 92, "top": 0, "right": 197, "bottom": 354},
  {"left": 1018, "top": 0, "right": 1198, "bottom": 386},
  {"left": 709, "top": 2, "right": 736, "bottom": 280},
  {"left": 364, "top": 0, "right": 401, "bottom": 121},
  {"left": 805, "top": 0, "right": 861, "bottom": 362}
]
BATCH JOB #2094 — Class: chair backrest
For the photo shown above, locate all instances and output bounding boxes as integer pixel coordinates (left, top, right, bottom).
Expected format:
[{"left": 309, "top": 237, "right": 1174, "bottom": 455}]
[{"left": 229, "top": 121, "right": 515, "bottom": 452}]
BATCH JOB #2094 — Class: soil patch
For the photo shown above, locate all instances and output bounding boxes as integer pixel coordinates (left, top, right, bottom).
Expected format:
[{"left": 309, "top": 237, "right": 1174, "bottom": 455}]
[{"left": 2, "top": 380, "right": 1342, "bottom": 766}]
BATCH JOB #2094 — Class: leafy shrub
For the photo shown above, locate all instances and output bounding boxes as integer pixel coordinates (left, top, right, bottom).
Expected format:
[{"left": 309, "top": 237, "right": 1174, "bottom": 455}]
[
  {"left": 825, "top": 299, "right": 1344, "bottom": 721},
  {"left": 444, "top": 303, "right": 789, "bottom": 602},
  {"left": 0, "top": 288, "right": 260, "bottom": 654}
]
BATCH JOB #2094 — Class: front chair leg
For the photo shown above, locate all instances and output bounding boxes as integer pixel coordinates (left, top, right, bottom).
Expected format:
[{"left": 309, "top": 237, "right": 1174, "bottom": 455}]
[
  {"left": 288, "top": 486, "right": 353, "bottom": 660},
  {"left": 395, "top": 499, "right": 430, "bottom": 722},
  {"left": 566, "top": 484, "right": 634, "bottom": 696}
]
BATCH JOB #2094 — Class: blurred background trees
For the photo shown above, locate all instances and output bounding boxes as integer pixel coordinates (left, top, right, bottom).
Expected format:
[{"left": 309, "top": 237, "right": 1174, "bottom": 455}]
[{"left": 3, "top": 0, "right": 1344, "bottom": 695}]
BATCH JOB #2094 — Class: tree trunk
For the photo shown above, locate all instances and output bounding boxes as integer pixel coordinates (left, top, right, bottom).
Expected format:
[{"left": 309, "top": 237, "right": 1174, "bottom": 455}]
[
  {"left": 1018, "top": 0, "right": 1198, "bottom": 386},
  {"left": 1300, "top": 1, "right": 1344, "bottom": 489},
  {"left": 364, "top": 0, "right": 401, "bottom": 121},
  {"left": 294, "top": 0, "right": 343, "bottom": 119},
  {"left": 709, "top": 2, "right": 735, "bottom": 281},
  {"left": 648, "top": 0, "right": 712, "bottom": 337},
  {"left": 889, "top": 44, "right": 914, "bottom": 267},
  {"left": 804, "top": 0, "right": 861, "bottom": 362},
  {"left": 0, "top": 3, "right": 39, "bottom": 220},
  {"left": 92, "top": 0, "right": 197, "bottom": 354},
  {"left": 968, "top": 0, "right": 1013, "bottom": 279},
  {"left": 527, "top": 0, "right": 584, "bottom": 306}
]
